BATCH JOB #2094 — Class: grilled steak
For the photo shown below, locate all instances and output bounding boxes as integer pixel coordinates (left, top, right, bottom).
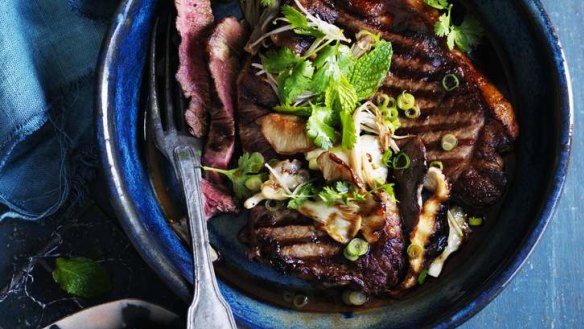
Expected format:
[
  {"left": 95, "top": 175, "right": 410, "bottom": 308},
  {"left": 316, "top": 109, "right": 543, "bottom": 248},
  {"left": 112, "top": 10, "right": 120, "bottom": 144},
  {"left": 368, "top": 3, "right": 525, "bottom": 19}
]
[
  {"left": 244, "top": 192, "right": 405, "bottom": 294},
  {"left": 328, "top": 0, "right": 518, "bottom": 208},
  {"left": 203, "top": 17, "right": 247, "bottom": 183},
  {"left": 237, "top": 59, "right": 281, "bottom": 159},
  {"left": 175, "top": 0, "right": 213, "bottom": 137},
  {"left": 237, "top": 0, "right": 517, "bottom": 208}
]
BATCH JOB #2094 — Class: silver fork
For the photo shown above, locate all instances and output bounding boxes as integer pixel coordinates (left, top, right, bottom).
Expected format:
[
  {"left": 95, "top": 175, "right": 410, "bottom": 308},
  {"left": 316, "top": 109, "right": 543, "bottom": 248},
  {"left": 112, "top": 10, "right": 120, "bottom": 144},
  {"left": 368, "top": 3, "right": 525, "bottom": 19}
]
[{"left": 148, "top": 12, "right": 237, "bottom": 329}]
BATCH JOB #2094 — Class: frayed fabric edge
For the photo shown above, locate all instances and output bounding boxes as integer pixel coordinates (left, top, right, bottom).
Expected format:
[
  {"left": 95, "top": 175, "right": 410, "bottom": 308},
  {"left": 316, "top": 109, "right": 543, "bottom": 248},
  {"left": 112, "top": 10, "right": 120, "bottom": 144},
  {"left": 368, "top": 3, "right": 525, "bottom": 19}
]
[{"left": 0, "top": 144, "right": 98, "bottom": 222}]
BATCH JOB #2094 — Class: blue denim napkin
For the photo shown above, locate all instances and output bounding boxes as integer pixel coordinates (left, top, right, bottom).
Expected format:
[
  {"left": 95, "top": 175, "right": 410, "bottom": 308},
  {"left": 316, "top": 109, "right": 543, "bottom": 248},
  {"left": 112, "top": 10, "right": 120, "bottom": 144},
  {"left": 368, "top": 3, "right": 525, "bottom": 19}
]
[{"left": 0, "top": 0, "right": 119, "bottom": 220}]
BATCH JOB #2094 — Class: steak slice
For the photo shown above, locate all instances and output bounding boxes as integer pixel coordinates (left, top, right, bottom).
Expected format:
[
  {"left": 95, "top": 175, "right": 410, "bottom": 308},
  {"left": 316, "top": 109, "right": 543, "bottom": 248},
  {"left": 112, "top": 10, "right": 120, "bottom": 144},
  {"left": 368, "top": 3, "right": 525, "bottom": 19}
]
[
  {"left": 175, "top": 0, "right": 213, "bottom": 138},
  {"left": 238, "top": 0, "right": 518, "bottom": 208},
  {"left": 202, "top": 179, "right": 238, "bottom": 219},
  {"left": 244, "top": 192, "right": 405, "bottom": 295},
  {"left": 203, "top": 17, "right": 247, "bottom": 183}
]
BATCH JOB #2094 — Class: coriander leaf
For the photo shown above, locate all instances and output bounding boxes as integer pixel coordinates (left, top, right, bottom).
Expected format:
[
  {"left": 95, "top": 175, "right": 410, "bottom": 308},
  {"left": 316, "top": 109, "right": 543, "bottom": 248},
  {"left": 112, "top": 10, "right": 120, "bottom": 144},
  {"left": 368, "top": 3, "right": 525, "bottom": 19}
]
[
  {"left": 340, "top": 109, "right": 357, "bottom": 150},
  {"left": 288, "top": 183, "right": 316, "bottom": 209},
  {"left": 335, "top": 181, "right": 350, "bottom": 194},
  {"left": 325, "top": 74, "right": 358, "bottom": 114},
  {"left": 434, "top": 13, "right": 451, "bottom": 37},
  {"left": 446, "top": 31, "right": 456, "bottom": 50},
  {"left": 238, "top": 152, "right": 264, "bottom": 173},
  {"left": 311, "top": 45, "right": 355, "bottom": 95},
  {"left": 307, "top": 105, "right": 337, "bottom": 149},
  {"left": 278, "top": 60, "right": 314, "bottom": 105},
  {"left": 261, "top": 48, "right": 299, "bottom": 73},
  {"left": 281, "top": 5, "right": 325, "bottom": 38},
  {"left": 52, "top": 257, "right": 112, "bottom": 298},
  {"left": 319, "top": 186, "right": 343, "bottom": 206},
  {"left": 281, "top": 5, "right": 308, "bottom": 30},
  {"left": 424, "top": 0, "right": 449, "bottom": 10},
  {"left": 273, "top": 104, "right": 312, "bottom": 117},
  {"left": 348, "top": 40, "right": 393, "bottom": 100},
  {"left": 451, "top": 15, "right": 484, "bottom": 51},
  {"left": 261, "top": 0, "right": 275, "bottom": 7},
  {"left": 203, "top": 152, "right": 265, "bottom": 199}
]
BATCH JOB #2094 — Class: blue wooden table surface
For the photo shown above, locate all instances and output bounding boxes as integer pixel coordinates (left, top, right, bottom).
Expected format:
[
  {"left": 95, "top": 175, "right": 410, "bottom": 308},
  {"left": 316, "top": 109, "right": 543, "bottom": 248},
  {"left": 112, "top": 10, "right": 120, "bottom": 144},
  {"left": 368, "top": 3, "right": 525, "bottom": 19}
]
[{"left": 461, "top": 1, "right": 583, "bottom": 328}]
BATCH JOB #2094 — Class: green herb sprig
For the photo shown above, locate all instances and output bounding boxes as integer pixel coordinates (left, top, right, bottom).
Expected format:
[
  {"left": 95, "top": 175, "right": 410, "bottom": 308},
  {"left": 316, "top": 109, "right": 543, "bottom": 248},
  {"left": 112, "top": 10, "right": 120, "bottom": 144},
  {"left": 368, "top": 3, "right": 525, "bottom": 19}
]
[
  {"left": 203, "top": 152, "right": 265, "bottom": 199},
  {"left": 426, "top": 1, "right": 484, "bottom": 51}
]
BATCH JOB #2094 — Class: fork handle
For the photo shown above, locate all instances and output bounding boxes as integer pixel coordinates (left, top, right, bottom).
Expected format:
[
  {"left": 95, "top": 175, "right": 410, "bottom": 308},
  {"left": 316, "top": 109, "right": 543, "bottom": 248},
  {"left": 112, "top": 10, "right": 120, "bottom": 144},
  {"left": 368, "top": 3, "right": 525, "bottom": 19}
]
[{"left": 174, "top": 145, "right": 237, "bottom": 329}]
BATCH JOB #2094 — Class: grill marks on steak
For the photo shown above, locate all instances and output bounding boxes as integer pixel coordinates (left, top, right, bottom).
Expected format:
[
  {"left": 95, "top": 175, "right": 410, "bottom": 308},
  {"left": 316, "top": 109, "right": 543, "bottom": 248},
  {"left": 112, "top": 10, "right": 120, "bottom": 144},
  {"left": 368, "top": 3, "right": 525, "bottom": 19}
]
[
  {"left": 203, "top": 17, "right": 247, "bottom": 183},
  {"left": 175, "top": 0, "right": 213, "bottom": 137},
  {"left": 321, "top": 0, "right": 516, "bottom": 208},
  {"left": 245, "top": 193, "right": 405, "bottom": 294}
]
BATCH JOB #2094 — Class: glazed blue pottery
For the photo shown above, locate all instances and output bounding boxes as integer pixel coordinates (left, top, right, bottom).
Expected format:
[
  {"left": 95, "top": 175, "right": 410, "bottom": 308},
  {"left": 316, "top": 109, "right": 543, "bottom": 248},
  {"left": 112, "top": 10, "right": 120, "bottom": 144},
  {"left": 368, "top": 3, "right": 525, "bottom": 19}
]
[{"left": 96, "top": 0, "right": 572, "bottom": 328}]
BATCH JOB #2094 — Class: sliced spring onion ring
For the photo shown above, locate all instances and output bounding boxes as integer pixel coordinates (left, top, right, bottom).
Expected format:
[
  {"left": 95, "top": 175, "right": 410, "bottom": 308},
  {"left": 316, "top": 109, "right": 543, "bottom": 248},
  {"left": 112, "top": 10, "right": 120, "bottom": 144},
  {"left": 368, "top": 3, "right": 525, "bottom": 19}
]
[
  {"left": 469, "top": 216, "right": 483, "bottom": 226},
  {"left": 265, "top": 199, "right": 284, "bottom": 211},
  {"left": 405, "top": 105, "right": 421, "bottom": 119},
  {"left": 442, "top": 74, "right": 460, "bottom": 91},
  {"left": 244, "top": 176, "right": 263, "bottom": 191},
  {"left": 397, "top": 92, "right": 416, "bottom": 110},
  {"left": 283, "top": 291, "right": 294, "bottom": 302},
  {"left": 342, "top": 290, "right": 368, "bottom": 306},
  {"left": 407, "top": 243, "right": 423, "bottom": 258},
  {"left": 392, "top": 152, "right": 411, "bottom": 170},
  {"left": 382, "top": 150, "right": 393, "bottom": 166},
  {"left": 345, "top": 238, "right": 369, "bottom": 256},
  {"left": 441, "top": 134, "right": 458, "bottom": 151},
  {"left": 429, "top": 161, "right": 444, "bottom": 171},
  {"left": 293, "top": 294, "right": 309, "bottom": 308},
  {"left": 377, "top": 94, "right": 396, "bottom": 109},
  {"left": 343, "top": 249, "right": 360, "bottom": 261}
]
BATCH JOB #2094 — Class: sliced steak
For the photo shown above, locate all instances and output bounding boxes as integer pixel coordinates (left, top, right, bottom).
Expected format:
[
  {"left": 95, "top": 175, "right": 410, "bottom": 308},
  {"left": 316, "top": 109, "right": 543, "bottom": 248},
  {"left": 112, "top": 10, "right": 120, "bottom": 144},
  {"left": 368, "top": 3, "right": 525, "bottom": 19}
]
[
  {"left": 175, "top": 0, "right": 213, "bottom": 137},
  {"left": 244, "top": 192, "right": 405, "bottom": 295},
  {"left": 202, "top": 179, "right": 238, "bottom": 219},
  {"left": 203, "top": 17, "right": 247, "bottom": 183}
]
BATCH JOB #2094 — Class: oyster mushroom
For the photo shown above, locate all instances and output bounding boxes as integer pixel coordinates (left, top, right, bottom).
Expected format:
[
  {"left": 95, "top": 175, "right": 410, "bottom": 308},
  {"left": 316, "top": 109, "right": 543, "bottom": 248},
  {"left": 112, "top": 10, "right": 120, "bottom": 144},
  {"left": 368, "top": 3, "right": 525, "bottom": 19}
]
[
  {"left": 317, "top": 151, "right": 365, "bottom": 190},
  {"left": 260, "top": 113, "right": 315, "bottom": 155}
]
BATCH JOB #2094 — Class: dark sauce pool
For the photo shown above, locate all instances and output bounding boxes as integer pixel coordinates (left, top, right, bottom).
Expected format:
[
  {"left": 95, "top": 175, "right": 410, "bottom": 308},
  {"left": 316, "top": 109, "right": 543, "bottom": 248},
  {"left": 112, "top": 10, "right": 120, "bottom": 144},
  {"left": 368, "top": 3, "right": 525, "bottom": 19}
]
[{"left": 141, "top": 0, "right": 517, "bottom": 313}]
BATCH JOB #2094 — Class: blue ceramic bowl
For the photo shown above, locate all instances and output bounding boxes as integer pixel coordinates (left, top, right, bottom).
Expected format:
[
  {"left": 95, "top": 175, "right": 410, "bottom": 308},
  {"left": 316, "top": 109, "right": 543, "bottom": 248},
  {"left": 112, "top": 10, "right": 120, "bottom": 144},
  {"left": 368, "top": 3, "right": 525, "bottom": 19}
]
[{"left": 96, "top": 1, "right": 573, "bottom": 328}]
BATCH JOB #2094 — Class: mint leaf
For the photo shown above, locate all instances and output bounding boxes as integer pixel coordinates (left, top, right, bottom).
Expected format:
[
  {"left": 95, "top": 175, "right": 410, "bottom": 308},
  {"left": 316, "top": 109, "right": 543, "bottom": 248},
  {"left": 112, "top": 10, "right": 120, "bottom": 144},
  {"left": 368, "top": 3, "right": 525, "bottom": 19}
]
[
  {"left": 307, "top": 105, "right": 337, "bottom": 149},
  {"left": 52, "top": 257, "right": 112, "bottom": 298},
  {"left": 261, "top": 48, "right": 299, "bottom": 73},
  {"left": 424, "top": 0, "right": 449, "bottom": 10},
  {"left": 348, "top": 40, "right": 393, "bottom": 100},
  {"left": 278, "top": 61, "right": 314, "bottom": 105}
]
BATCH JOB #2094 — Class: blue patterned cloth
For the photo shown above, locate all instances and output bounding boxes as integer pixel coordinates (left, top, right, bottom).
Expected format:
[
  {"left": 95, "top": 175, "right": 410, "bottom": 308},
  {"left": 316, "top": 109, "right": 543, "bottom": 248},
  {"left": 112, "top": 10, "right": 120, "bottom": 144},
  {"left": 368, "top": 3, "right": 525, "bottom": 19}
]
[{"left": 0, "top": 0, "right": 119, "bottom": 220}]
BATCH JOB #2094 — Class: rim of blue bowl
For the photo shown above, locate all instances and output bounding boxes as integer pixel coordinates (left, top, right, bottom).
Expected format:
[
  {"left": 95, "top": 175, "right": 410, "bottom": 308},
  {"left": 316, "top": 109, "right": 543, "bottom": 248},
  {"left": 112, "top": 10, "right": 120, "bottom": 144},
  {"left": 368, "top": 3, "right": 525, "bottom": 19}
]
[{"left": 96, "top": 0, "right": 573, "bottom": 328}]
